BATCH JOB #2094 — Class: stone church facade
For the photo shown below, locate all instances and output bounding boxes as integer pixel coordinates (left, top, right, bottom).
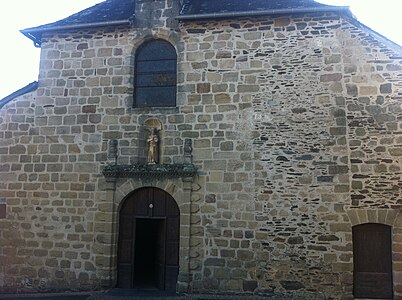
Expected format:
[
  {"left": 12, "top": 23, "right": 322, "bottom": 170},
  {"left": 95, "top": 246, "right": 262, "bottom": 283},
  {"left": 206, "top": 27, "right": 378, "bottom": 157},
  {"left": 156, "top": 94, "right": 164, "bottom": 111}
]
[{"left": 0, "top": 0, "right": 402, "bottom": 298}]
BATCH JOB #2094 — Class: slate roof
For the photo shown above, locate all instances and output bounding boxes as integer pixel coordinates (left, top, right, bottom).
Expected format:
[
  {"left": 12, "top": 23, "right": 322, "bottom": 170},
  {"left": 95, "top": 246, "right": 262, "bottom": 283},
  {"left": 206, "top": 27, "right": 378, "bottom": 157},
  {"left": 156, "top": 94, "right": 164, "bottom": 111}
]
[
  {"left": 180, "top": 0, "right": 340, "bottom": 15},
  {"left": 21, "top": 0, "right": 347, "bottom": 45},
  {"left": 21, "top": 0, "right": 135, "bottom": 46},
  {"left": 0, "top": 82, "right": 38, "bottom": 109},
  {"left": 36, "top": 0, "right": 134, "bottom": 29}
]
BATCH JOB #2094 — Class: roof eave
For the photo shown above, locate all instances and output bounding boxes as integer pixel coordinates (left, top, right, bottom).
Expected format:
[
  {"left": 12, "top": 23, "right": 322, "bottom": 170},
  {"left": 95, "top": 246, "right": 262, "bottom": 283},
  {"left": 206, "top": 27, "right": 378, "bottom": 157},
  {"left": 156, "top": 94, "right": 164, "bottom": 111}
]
[
  {"left": 21, "top": 19, "right": 132, "bottom": 48},
  {"left": 344, "top": 15, "right": 402, "bottom": 54},
  {"left": 0, "top": 81, "right": 38, "bottom": 110},
  {"left": 177, "top": 6, "right": 350, "bottom": 21}
]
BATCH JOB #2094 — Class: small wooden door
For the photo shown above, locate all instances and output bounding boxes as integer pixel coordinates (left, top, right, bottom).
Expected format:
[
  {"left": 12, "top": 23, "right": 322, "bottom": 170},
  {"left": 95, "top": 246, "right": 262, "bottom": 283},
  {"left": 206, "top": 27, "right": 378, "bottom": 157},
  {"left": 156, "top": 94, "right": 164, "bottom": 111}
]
[
  {"left": 117, "top": 187, "right": 180, "bottom": 291},
  {"left": 155, "top": 219, "right": 166, "bottom": 289},
  {"left": 353, "top": 223, "right": 393, "bottom": 299}
]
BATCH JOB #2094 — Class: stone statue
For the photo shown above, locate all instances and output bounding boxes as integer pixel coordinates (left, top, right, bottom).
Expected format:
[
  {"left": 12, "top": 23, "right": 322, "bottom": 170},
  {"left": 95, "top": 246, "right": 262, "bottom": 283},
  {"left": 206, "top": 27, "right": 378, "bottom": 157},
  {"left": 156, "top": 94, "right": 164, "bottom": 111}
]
[{"left": 147, "top": 128, "right": 159, "bottom": 164}]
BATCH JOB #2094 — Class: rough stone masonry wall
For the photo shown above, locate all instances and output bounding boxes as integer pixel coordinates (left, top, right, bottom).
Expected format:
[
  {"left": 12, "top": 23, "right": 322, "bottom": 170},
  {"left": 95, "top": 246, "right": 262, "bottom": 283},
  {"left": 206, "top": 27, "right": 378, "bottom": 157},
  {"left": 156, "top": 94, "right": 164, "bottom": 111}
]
[
  {"left": 0, "top": 0, "right": 184, "bottom": 293},
  {"left": 0, "top": 25, "right": 134, "bottom": 292},
  {"left": 0, "top": 4, "right": 402, "bottom": 300},
  {"left": 179, "top": 13, "right": 402, "bottom": 298}
]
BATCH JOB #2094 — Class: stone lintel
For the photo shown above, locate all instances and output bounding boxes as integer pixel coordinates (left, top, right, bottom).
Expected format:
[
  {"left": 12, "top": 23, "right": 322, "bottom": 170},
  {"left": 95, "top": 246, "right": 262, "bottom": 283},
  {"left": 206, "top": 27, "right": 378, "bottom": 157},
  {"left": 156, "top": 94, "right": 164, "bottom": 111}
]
[{"left": 102, "top": 163, "right": 198, "bottom": 179}]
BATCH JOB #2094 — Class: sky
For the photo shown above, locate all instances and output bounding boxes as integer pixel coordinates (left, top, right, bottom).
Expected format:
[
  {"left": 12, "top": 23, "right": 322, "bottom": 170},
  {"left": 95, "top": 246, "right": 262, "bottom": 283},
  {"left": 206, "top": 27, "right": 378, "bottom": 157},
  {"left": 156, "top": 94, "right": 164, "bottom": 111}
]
[{"left": 0, "top": 0, "right": 401, "bottom": 99}]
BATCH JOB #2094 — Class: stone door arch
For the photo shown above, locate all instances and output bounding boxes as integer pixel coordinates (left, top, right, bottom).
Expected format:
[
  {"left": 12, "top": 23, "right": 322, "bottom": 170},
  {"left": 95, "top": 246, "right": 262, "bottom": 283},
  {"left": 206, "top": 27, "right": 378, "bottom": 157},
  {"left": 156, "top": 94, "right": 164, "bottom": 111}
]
[{"left": 117, "top": 187, "right": 180, "bottom": 291}]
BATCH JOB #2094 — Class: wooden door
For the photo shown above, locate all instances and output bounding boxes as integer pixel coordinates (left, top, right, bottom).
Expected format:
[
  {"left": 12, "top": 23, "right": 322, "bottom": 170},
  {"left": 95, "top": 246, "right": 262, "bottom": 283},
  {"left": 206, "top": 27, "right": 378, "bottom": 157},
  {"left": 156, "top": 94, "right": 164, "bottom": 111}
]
[
  {"left": 117, "top": 198, "right": 135, "bottom": 288},
  {"left": 155, "top": 219, "right": 166, "bottom": 289},
  {"left": 117, "top": 187, "right": 180, "bottom": 291},
  {"left": 165, "top": 200, "right": 180, "bottom": 291},
  {"left": 353, "top": 223, "right": 393, "bottom": 299}
]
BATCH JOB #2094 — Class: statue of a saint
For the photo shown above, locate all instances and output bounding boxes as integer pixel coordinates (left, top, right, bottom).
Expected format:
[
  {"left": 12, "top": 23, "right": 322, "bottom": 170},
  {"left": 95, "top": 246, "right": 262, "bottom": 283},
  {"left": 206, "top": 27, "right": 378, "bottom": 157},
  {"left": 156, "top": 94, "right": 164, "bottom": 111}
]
[{"left": 147, "top": 128, "right": 159, "bottom": 164}]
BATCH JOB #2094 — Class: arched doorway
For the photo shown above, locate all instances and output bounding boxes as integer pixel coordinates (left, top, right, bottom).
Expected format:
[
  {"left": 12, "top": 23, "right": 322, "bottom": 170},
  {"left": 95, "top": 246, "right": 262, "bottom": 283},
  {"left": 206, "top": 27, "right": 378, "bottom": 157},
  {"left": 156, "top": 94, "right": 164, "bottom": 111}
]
[
  {"left": 117, "top": 187, "right": 180, "bottom": 291},
  {"left": 353, "top": 223, "right": 393, "bottom": 299}
]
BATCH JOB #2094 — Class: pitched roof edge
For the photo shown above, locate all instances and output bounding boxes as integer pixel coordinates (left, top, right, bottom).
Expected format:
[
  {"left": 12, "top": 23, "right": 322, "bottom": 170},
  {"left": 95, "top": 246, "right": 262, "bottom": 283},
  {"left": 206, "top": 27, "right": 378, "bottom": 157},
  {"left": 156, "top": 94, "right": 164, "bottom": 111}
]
[
  {"left": 0, "top": 81, "right": 38, "bottom": 110},
  {"left": 344, "top": 15, "right": 402, "bottom": 54},
  {"left": 177, "top": 6, "right": 350, "bottom": 21},
  {"left": 21, "top": 19, "right": 132, "bottom": 47}
]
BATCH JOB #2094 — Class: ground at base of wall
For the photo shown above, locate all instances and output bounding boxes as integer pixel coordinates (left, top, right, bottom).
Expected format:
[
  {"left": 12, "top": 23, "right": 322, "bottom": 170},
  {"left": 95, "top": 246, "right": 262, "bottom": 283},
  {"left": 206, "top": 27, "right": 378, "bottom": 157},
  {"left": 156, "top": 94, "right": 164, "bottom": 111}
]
[
  {"left": 88, "top": 289, "right": 339, "bottom": 300},
  {"left": 0, "top": 289, "right": 356, "bottom": 300},
  {"left": 0, "top": 292, "right": 91, "bottom": 300}
]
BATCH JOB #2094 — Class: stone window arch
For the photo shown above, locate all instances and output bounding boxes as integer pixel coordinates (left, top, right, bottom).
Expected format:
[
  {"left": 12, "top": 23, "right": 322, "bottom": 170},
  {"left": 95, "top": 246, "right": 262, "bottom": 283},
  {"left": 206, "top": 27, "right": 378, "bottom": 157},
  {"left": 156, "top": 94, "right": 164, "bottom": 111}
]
[{"left": 134, "top": 39, "right": 177, "bottom": 107}]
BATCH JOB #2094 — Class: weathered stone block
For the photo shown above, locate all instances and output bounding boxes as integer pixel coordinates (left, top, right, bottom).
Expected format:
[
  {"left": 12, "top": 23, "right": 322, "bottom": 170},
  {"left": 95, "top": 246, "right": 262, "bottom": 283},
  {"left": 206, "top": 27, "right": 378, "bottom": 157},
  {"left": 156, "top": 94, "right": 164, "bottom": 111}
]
[
  {"left": 280, "top": 281, "right": 305, "bottom": 291},
  {"left": 389, "top": 148, "right": 402, "bottom": 156},
  {"left": 380, "top": 83, "right": 392, "bottom": 94},
  {"left": 288, "top": 236, "right": 303, "bottom": 244},
  {"left": 9, "top": 145, "right": 26, "bottom": 155},
  {"left": 328, "top": 165, "right": 349, "bottom": 174},
  {"left": 243, "top": 280, "right": 258, "bottom": 292},
  {"left": 330, "top": 223, "right": 350, "bottom": 232},
  {"left": 321, "top": 73, "right": 342, "bottom": 82},
  {"left": 204, "top": 258, "right": 225, "bottom": 267}
]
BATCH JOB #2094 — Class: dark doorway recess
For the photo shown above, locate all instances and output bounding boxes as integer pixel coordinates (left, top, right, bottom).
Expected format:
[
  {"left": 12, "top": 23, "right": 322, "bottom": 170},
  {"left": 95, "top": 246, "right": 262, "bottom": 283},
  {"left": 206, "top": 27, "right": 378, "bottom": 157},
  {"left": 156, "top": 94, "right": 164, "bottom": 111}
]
[
  {"left": 117, "top": 187, "right": 180, "bottom": 292},
  {"left": 353, "top": 223, "right": 393, "bottom": 299},
  {"left": 133, "top": 218, "right": 165, "bottom": 289}
]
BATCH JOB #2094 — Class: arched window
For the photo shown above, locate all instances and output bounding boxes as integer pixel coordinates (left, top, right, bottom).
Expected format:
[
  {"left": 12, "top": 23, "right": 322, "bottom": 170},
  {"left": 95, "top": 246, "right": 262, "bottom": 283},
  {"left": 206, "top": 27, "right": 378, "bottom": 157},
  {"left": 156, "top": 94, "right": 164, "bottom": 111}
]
[{"left": 134, "top": 40, "right": 177, "bottom": 107}]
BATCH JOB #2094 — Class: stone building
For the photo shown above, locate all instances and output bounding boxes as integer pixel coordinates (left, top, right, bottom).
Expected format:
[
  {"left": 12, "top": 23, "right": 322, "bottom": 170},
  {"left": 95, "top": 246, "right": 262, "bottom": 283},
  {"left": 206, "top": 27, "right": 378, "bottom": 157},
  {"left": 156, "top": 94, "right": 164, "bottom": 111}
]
[{"left": 0, "top": 0, "right": 402, "bottom": 298}]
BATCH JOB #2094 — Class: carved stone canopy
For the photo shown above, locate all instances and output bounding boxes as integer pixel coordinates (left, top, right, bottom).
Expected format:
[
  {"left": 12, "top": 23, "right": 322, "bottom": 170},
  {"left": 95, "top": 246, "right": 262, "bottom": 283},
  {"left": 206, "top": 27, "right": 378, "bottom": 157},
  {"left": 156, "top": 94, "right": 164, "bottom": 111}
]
[{"left": 102, "top": 163, "right": 197, "bottom": 179}]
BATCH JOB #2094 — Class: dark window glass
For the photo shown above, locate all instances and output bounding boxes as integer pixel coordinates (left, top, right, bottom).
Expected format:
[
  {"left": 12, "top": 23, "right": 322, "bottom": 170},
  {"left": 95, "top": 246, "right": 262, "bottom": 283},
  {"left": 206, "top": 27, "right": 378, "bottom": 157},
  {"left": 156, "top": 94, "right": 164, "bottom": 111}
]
[{"left": 134, "top": 40, "right": 177, "bottom": 107}]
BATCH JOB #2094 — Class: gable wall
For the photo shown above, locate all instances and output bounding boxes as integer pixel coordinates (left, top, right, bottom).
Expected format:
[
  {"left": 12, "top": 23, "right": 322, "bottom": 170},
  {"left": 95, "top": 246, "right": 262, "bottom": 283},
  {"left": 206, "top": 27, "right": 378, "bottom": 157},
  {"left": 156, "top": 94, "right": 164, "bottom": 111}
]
[{"left": 0, "top": 2, "right": 401, "bottom": 298}]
